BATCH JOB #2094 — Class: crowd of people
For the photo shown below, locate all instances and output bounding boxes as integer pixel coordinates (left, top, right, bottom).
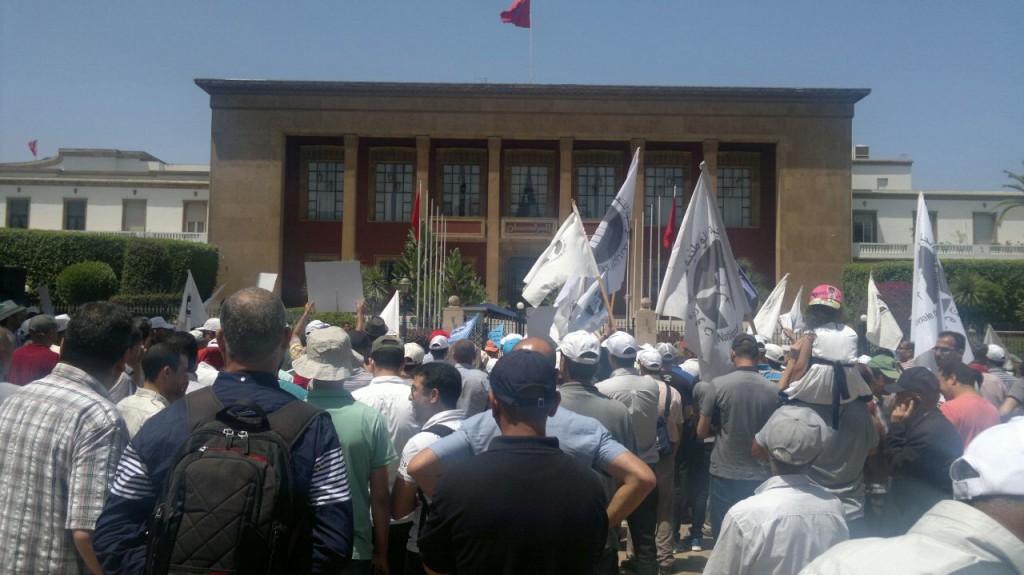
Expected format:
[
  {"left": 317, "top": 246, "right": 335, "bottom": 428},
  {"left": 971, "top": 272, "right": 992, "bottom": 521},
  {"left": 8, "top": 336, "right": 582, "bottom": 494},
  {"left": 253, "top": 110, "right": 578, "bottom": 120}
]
[{"left": 0, "top": 283, "right": 1021, "bottom": 574}]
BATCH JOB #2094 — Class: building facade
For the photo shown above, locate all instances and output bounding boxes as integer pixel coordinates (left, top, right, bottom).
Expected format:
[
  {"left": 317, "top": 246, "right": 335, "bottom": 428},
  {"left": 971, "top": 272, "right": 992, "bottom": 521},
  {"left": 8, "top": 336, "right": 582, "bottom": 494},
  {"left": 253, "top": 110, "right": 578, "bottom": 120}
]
[
  {"left": 196, "top": 79, "right": 870, "bottom": 310},
  {"left": 0, "top": 149, "right": 209, "bottom": 242},
  {"left": 851, "top": 146, "right": 1024, "bottom": 260}
]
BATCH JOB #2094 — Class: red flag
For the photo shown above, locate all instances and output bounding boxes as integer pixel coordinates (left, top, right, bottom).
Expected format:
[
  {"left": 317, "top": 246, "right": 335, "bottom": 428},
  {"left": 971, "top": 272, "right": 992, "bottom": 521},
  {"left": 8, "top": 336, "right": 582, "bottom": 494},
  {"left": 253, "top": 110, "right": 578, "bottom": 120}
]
[
  {"left": 411, "top": 187, "right": 421, "bottom": 241},
  {"left": 500, "top": 0, "right": 530, "bottom": 28},
  {"left": 27, "top": 140, "right": 37, "bottom": 157},
  {"left": 662, "top": 194, "right": 678, "bottom": 249}
]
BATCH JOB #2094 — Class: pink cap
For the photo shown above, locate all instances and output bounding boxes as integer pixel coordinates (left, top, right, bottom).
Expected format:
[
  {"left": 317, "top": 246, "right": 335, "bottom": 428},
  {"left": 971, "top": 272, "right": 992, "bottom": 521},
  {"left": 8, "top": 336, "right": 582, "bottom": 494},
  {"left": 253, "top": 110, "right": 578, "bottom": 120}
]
[{"left": 808, "top": 284, "right": 843, "bottom": 309}]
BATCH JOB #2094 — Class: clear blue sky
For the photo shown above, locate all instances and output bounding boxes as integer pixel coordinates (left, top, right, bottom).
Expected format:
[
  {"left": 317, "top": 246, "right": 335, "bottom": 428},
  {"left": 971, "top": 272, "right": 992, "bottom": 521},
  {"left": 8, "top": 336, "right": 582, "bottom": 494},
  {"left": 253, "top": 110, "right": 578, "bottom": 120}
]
[{"left": 2, "top": 1, "right": 1021, "bottom": 190}]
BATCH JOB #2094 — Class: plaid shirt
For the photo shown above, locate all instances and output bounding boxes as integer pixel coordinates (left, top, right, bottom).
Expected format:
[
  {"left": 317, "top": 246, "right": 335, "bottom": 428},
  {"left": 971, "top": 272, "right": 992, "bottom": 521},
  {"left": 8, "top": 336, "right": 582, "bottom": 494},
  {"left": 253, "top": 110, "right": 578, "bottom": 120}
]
[{"left": 0, "top": 363, "right": 128, "bottom": 574}]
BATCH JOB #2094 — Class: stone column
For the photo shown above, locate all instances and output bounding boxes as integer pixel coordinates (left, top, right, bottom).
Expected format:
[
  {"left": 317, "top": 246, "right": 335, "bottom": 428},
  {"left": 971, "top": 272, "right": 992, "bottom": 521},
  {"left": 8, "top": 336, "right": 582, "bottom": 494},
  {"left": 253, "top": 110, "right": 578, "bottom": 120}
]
[
  {"left": 702, "top": 139, "right": 719, "bottom": 192},
  {"left": 342, "top": 134, "right": 359, "bottom": 260},
  {"left": 559, "top": 137, "right": 574, "bottom": 219},
  {"left": 442, "top": 296, "right": 465, "bottom": 333},
  {"left": 416, "top": 135, "right": 431, "bottom": 197},
  {"left": 635, "top": 297, "right": 658, "bottom": 346},
  {"left": 486, "top": 137, "right": 502, "bottom": 304}
]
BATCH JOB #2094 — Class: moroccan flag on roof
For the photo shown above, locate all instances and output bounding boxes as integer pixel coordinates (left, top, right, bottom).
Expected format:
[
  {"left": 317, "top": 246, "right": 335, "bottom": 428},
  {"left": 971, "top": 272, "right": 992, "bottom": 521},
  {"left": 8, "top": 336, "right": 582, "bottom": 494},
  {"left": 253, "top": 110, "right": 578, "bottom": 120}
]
[
  {"left": 28, "top": 140, "right": 38, "bottom": 157},
  {"left": 500, "top": 0, "right": 530, "bottom": 28}
]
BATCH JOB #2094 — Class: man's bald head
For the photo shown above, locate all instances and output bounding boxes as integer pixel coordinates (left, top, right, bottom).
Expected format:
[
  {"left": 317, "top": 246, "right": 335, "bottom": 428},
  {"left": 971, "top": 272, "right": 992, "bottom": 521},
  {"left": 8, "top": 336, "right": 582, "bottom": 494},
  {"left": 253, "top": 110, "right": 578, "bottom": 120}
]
[
  {"left": 219, "top": 287, "right": 287, "bottom": 366},
  {"left": 513, "top": 337, "right": 556, "bottom": 364}
]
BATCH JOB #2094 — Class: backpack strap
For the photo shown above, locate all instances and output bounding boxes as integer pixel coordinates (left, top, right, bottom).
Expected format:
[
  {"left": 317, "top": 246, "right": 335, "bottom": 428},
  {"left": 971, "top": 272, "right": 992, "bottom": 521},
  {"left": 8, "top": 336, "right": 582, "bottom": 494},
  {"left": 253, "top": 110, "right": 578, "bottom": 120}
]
[
  {"left": 185, "top": 386, "right": 225, "bottom": 431},
  {"left": 267, "top": 399, "right": 326, "bottom": 447},
  {"left": 416, "top": 424, "right": 457, "bottom": 528}
]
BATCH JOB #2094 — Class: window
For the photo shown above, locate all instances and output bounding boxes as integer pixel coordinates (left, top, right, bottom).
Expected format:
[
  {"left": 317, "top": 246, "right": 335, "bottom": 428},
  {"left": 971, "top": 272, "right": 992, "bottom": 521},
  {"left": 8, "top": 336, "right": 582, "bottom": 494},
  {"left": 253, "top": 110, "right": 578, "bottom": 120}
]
[
  {"left": 973, "top": 212, "right": 995, "bottom": 245},
  {"left": 645, "top": 156, "right": 688, "bottom": 226},
  {"left": 717, "top": 152, "right": 760, "bottom": 228},
  {"left": 63, "top": 199, "right": 86, "bottom": 230},
  {"left": 438, "top": 150, "right": 485, "bottom": 217},
  {"left": 6, "top": 199, "right": 28, "bottom": 228},
  {"left": 299, "top": 146, "right": 345, "bottom": 221},
  {"left": 510, "top": 166, "right": 547, "bottom": 218},
  {"left": 574, "top": 151, "right": 622, "bottom": 219},
  {"left": 852, "top": 211, "right": 877, "bottom": 243},
  {"left": 370, "top": 149, "right": 415, "bottom": 222},
  {"left": 877, "top": 177, "right": 889, "bottom": 189},
  {"left": 183, "top": 201, "right": 207, "bottom": 234},
  {"left": 912, "top": 210, "right": 939, "bottom": 240},
  {"left": 122, "top": 200, "right": 146, "bottom": 232}
]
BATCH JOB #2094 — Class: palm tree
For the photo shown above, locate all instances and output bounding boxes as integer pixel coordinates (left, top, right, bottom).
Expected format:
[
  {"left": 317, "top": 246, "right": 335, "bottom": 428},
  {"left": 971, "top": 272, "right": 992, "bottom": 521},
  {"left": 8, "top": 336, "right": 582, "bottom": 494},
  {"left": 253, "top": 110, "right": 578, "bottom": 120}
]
[{"left": 994, "top": 160, "right": 1024, "bottom": 225}]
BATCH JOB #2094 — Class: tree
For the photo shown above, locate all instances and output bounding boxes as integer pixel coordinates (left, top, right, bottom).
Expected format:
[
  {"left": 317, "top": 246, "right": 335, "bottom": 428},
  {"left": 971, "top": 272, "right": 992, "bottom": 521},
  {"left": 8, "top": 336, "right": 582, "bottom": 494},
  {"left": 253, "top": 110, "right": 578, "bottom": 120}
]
[
  {"left": 994, "top": 160, "right": 1024, "bottom": 225},
  {"left": 949, "top": 271, "right": 1006, "bottom": 329}
]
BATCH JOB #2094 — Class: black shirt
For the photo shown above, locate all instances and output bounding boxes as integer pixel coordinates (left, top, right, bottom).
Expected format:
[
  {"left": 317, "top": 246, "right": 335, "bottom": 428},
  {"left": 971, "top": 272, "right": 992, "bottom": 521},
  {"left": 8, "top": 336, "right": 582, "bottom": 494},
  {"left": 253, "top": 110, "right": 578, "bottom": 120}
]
[{"left": 418, "top": 435, "right": 608, "bottom": 575}]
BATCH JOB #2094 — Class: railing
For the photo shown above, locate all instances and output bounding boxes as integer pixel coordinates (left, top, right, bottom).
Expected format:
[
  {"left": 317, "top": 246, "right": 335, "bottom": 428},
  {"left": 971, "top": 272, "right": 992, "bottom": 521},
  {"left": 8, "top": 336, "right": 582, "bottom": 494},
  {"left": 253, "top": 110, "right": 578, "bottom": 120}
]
[
  {"left": 854, "top": 243, "right": 1024, "bottom": 260},
  {"left": 74, "top": 230, "right": 208, "bottom": 243}
]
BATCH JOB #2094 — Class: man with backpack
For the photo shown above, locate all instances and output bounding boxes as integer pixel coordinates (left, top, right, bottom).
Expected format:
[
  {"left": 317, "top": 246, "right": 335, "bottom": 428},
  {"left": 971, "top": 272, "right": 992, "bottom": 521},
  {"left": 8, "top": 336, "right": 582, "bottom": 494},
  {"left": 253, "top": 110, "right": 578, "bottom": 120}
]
[{"left": 94, "top": 287, "right": 354, "bottom": 574}]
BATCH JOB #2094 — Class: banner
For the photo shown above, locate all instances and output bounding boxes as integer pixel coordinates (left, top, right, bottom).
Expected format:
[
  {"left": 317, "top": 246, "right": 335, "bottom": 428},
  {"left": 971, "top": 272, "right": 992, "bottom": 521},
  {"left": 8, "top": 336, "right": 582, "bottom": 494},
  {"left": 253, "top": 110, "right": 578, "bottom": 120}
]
[
  {"left": 522, "top": 206, "right": 599, "bottom": 306},
  {"left": 177, "top": 270, "right": 208, "bottom": 331},
  {"left": 779, "top": 285, "right": 804, "bottom": 334},
  {"left": 449, "top": 313, "right": 480, "bottom": 342},
  {"left": 753, "top": 273, "right": 789, "bottom": 339},
  {"left": 379, "top": 290, "right": 401, "bottom": 336},
  {"left": 866, "top": 272, "right": 904, "bottom": 350},
  {"left": 590, "top": 147, "right": 640, "bottom": 295}
]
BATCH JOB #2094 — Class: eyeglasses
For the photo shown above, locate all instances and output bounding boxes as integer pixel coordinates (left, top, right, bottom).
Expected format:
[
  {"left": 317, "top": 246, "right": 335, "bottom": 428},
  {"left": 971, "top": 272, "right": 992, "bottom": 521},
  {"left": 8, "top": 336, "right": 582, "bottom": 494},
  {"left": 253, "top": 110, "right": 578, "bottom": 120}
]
[{"left": 932, "top": 346, "right": 955, "bottom": 353}]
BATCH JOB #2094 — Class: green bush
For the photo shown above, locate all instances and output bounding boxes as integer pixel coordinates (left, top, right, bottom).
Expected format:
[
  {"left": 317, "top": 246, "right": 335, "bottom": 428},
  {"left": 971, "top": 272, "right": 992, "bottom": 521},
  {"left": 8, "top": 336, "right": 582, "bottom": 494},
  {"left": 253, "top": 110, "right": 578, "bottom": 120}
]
[
  {"left": 285, "top": 308, "right": 357, "bottom": 330},
  {"left": 56, "top": 261, "right": 119, "bottom": 305}
]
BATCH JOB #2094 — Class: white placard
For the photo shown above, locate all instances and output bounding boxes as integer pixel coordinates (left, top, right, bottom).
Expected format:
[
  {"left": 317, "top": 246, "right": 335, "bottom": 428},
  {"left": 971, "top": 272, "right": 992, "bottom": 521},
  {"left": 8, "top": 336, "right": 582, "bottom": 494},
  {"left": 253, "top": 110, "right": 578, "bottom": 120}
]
[
  {"left": 257, "top": 273, "right": 278, "bottom": 292},
  {"left": 304, "top": 261, "right": 364, "bottom": 312}
]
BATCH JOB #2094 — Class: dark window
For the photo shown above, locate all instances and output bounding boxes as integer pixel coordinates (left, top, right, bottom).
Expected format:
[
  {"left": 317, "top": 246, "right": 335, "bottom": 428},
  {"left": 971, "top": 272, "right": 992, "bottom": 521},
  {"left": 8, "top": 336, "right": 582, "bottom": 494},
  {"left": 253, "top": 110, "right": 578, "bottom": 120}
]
[
  {"left": 853, "top": 211, "right": 877, "bottom": 243},
  {"left": 717, "top": 167, "right": 752, "bottom": 227},
  {"left": 7, "top": 199, "right": 28, "bottom": 228},
  {"left": 644, "top": 165, "right": 686, "bottom": 226},
  {"left": 576, "top": 165, "right": 618, "bottom": 219},
  {"left": 510, "top": 165, "right": 548, "bottom": 218},
  {"left": 64, "top": 199, "right": 86, "bottom": 230},
  {"left": 374, "top": 162, "right": 414, "bottom": 222},
  {"left": 307, "top": 161, "right": 344, "bottom": 220},
  {"left": 442, "top": 164, "right": 482, "bottom": 217}
]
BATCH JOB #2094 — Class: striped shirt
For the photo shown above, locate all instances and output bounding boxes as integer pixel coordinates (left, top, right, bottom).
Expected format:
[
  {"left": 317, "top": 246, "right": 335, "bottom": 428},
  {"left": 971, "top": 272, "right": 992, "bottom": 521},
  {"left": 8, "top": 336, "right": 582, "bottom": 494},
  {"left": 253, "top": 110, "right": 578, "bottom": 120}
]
[{"left": 0, "top": 363, "right": 129, "bottom": 574}]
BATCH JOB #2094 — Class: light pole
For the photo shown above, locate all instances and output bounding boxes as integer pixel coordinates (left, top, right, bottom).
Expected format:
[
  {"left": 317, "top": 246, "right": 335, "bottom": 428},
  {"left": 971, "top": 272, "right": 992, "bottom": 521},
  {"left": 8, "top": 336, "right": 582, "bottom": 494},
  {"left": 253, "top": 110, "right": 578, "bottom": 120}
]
[
  {"left": 516, "top": 301, "right": 525, "bottom": 335},
  {"left": 398, "top": 277, "right": 412, "bottom": 339}
]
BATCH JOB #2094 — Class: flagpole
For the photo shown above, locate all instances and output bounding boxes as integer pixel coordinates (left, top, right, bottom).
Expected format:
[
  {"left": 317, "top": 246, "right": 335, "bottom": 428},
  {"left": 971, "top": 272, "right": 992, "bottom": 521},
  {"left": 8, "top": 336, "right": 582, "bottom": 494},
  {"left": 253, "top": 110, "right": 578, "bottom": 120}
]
[
  {"left": 415, "top": 182, "right": 422, "bottom": 329},
  {"left": 647, "top": 204, "right": 654, "bottom": 300},
  {"left": 529, "top": 20, "right": 533, "bottom": 83},
  {"left": 598, "top": 274, "right": 616, "bottom": 332},
  {"left": 426, "top": 197, "right": 434, "bottom": 328},
  {"left": 656, "top": 192, "right": 662, "bottom": 302}
]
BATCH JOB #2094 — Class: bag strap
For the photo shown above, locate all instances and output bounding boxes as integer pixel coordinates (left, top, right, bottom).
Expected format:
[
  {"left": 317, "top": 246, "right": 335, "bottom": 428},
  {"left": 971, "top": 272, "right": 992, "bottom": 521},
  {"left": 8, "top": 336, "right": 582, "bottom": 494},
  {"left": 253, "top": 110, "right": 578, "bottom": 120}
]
[
  {"left": 267, "top": 399, "right": 326, "bottom": 447},
  {"left": 185, "top": 387, "right": 225, "bottom": 431},
  {"left": 661, "top": 381, "right": 671, "bottom": 420},
  {"left": 422, "top": 424, "right": 456, "bottom": 439}
]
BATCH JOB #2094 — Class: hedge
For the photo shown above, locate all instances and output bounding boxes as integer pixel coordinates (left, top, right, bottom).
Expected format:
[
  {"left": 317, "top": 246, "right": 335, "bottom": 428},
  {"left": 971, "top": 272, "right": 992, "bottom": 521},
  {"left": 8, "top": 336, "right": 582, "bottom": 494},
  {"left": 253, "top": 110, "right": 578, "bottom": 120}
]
[
  {"left": 843, "top": 259, "right": 1024, "bottom": 329},
  {"left": 0, "top": 229, "right": 218, "bottom": 302},
  {"left": 56, "top": 261, "right": 119, "bottom": 305}
]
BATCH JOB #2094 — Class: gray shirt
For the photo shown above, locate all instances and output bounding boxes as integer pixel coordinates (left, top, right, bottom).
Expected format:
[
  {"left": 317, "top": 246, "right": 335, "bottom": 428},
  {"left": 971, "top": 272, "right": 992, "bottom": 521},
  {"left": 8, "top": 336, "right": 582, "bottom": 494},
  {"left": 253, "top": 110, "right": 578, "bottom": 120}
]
[
  {"left": 558, "top": 381, "right": 636, "bottom": 453},
  {"left": 597, "top": 367, "right": 661, "bottom": 464},
  {"left": 454, "top": 363, "right": 490, "bottom": 418},
  {"left": 700, "top": 366, "right": 778, "bottom": 480}
]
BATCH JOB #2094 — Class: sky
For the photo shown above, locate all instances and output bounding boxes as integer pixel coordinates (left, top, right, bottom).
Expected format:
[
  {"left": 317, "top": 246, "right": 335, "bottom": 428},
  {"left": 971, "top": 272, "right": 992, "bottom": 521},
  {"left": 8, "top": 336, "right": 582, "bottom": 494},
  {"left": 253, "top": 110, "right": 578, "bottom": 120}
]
[{"left": 1, "top": 1, "right": 1022, "bottom": 191}]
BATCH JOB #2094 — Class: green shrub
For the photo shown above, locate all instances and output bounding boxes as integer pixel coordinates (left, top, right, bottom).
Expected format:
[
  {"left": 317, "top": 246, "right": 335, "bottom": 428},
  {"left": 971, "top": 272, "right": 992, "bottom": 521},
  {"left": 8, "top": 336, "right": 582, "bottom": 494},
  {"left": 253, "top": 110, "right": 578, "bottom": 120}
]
[
  {"left": 285, "top": 308, "right": 357, "bottom": 330},
  {"left": 56, "top": 261, "right": 119, "bottom": 305}
]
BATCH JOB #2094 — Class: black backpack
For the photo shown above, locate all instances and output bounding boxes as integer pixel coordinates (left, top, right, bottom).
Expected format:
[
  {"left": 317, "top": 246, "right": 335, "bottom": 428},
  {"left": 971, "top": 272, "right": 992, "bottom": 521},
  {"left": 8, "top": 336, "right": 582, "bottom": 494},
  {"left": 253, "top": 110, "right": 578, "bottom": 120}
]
[{"left": 144, "top": 387, "right": 324, "bottom": 575}]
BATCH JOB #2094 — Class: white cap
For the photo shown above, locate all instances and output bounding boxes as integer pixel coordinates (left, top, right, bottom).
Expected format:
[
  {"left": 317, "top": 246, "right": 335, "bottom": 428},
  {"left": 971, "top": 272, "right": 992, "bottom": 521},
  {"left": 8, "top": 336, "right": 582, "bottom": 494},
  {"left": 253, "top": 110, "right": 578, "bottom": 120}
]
[
  {"left": 952, "top": 418, "right": 1024, "bottom": 501},
  {"left": 559, "top": 330, "right": 601, "bottom": 365},
  {"left": 681, "top": 358, "right": 700, "bottom": 378},
  {"left": 986, "top": 344, "right": 1007, "bottom": 363},
  {"left": 857, "top": 355, "right": 873, "bottom": 364},
  {"left": 200, "top": 317, "right": 221, "bottom": 332},
  {"left": 764, "top": 343, "right": 785, "bottom": 363},
  {"left": 637, "top": 349, "right": 663, "bottom": 371},
  {"left": 602, "top": 331, "right": 637, "bottom": 359},
  {"left": 655, "top": 342, "right": 676, "bottom": 362},
  {"left": 429, "top": 335, "right": 450, "bottom": 350},
  {"left": 149, "top": 316, "right": 173, "bottom": 330},
  {"left": 189, "top": 329, "right": 205, "bottom": 342},
  {"left": 755, "top": 405, "right": 829, "bottom": 466},
  {"left": 54, "top": 313, "right": 71, "bottom": 333},
  {"left": 404, "top": 343, "right": 425, "bottom": 365},
  {"left": 304, "top": 319, "right": 329, "bottom": 337}
]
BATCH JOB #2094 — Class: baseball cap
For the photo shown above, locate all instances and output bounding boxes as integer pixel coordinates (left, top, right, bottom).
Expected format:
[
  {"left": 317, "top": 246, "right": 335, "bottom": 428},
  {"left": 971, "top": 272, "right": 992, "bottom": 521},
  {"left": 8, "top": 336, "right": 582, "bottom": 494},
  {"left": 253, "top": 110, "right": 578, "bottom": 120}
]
[
  {"left": 189, "top": 329, "right": 205, "bottom": 342},
  {"left": 305, "top": 319, "right": 330, "bottom": 337},
  {"left": 489, "top": 349, "right": 558, "bottom": 408},
  {"left": 764, "top": 343, "right": 785, "bottom": 364},
  {"left": 149, "top": 316, "right": 173, "bottom": 330},
  {"left": 28, "top": 314, "right": 58, "bottom": 335},
  {"left": 809, "top": 284, "right": 843, "bottom": 309},
  {"left": 655, "top": 342, "right": 676, "bottom": 362},
  {"left": 866, "top": 355, "right": 900, "bottom": 380},
  {"left": 986, "top": 344, "right": 1007, "bottom": 363},
  {"left": 364, "top": 316, "right": 389, "bottom": 339},
  {"left": 292, "top": 326, "right": 356, "bottom": 381},
  {"left": 755, "top": 405, "right": 829, "bottom": 466},
  {"left": 54, "top": 313, "right": 70, "bottom": 333},
  {"left": 885, "top": 366, "right": 940, "bottom": 401},
  {"left": 429, "top": 335, "right": 450, "bottom": 350},
  {"left": 602, "top": 331, "right": 637, "bottom": 359},
  {"left": 559, "top": 330, "right": 601, "bottom": 365},
  {"left": 404, "top": 343, "right": 425, "bottom": 365},
  {"left": 637, "top": 349, "right": 663, "bottom": 371},
  {"left": 732, "top": 333, "right": 758, "bottom": 349},
  {"left": 371, "top": 334, "right": 404, "bottom": 353},
  {"left": 200, "top": 317, "right": 221, "bottom": 333},
  {"left": 681, "top": 358, "right": 700, "bottom": 378},
  {"left": 951, "top": 418, "right": 1024, "bottom": 501}
]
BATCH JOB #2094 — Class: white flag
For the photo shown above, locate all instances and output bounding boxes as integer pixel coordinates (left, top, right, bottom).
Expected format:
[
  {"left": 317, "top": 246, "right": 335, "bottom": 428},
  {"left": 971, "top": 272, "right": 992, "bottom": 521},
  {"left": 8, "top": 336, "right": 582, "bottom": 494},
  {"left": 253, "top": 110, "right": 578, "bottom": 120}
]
[
  {"left": 522, "top": 206, "right": 600, "bottom": 307},
  {"left": 656, "top": 163, "right": 751, "bottom": 381},
  {"left": 177, "top": 270, "right": 208, "bottom": 331},
  {"left": 779, "top": 285, "right": 804, "bottom": 334},
  {"left": 590, "top": 147, "right": 640, "bottom": 295},
  {"left": 550, "top": 273, "right": 609, "bottom": 342},
  {"left": 910, "top": 193, "right": 973, "bottom": 366},
  {"left": 753, "top": 273, "right": 789, "bottom": 339},
  {"left": 983, "top": 324, "right": 1004, "bottom": 348},
  {"left": 380, "top": 290, "right": 401, "bottom": 336},
  {"left": 866, "top": 272, "right": 904, "bottom": 350}
]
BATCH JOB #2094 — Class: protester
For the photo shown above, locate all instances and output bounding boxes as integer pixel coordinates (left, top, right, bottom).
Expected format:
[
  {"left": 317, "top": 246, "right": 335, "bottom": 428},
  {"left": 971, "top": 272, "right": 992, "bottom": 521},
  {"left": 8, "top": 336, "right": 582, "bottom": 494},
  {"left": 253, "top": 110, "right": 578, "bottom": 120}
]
[
  {"left": 705, "top": 406, "right": 848, "bottom": 575},
  {"left": 0, "top": 301, "right": 133, "bottom": 574},
  {"left": 0, "top": 300, "right": 27, "bottom": 347},
  {"left": 896, "top": 338, "right": 915, "bottom": 370},
  {"left": 0, "top": 330, "right": 16, "bottom": 403},
  {"left": 403, "top": 342, "right": 425, "bottom": 379},
  {"left": 346, "top": 330, "right": 376, "bottom": 392},
  {"left": 108, "top": 323, "right": 144, "bottom": 402},
  {"left": 426, "top": 333, "right": 449, "bottom": 363},
  {"left": 932, "top": 330, "right": 966, "bottom": 373},
  {"left": 697, "top": 333, "right": 779, "bottom": 541},
  {"left": 303, "top": 327, "right": 398, "bottom": 575},
  {"left": 883, "top": 367, "right": 964, "bottom": 534},
  {"left": 801, "top": 418, "right": 1024, "bottom": 574},
  {"left": 148, "top": 315, "right": 173, "bottom": 345},
  {"left": 116, "top": 342, "right": 188, "bottom": 437},
  {"left": 417, "top": 350, "right": 609, "bottom": 575},
  {"left": 987, "top": 344, "right": 1019, "bottom": 394},
  {"left": 969, "top": 340, "right": 1008, "bottom": 408},
  {"left": 450, "top": 339, "right": 490, "bottom": 417},
  {"left": 7, "top": 314, "right": 60, "bottom": 386},
  {"left": 94, "top": 288, "right": 354, "bottom": 573},
  {"left": 51, "top": 313, "right": 71, "bottom": 353},
  {"left": 680, "top": 359, "right": 713, "bottom": 552},
  {"left": 938, "top": 361, "right": 1001, "bottom": 448},
  {"left": 390, "top": 362, "right": 465, "bottom": 575}
]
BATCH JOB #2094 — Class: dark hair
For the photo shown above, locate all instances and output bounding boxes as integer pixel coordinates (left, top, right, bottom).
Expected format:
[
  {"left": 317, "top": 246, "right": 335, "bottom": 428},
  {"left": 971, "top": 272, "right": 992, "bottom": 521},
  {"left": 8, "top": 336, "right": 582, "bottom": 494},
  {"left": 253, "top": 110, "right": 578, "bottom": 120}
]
[
  {"left": 563, "top": 358, "right": 598, "bottom": 384},
  {"left": 969, "top": 339, "right": 988, "bottom": 361},
  {"left": 219, "top": 287, "right": 286, "bottom": 365},
  {"left": 142, "top": 342, "right": 185, "bottom": 382},
  {"left": 61, "top": 302, "right": 134, "bottom": 374},
  {"left": 348, "top": 330, "right": 371, "bottom": 358},
  {"left": 941, "top": 361, "right": 981, "bottom": 387},
  {"left": 370, "top": 346, "right": 404, "bottom": 371},
  {"left": 732, "top": 339, "right": 759, "bottom": 361},
  {"left": 133, "top": 316, "right": 152, "bottom": 342},
  {"left": 165, "top": 331, "right": 199, "bottom": 373},
  {"left": 416, "top": 362, "right": 462, "bottom": 408},
  {"left": 451, "top": 340, "right": 477, "bottom": 364},
  {"left": 806, "top": 305, "right": 841, "bottom": 328},
  {"left": 938, "top": 331, "right": 966, "bottom": 352}
]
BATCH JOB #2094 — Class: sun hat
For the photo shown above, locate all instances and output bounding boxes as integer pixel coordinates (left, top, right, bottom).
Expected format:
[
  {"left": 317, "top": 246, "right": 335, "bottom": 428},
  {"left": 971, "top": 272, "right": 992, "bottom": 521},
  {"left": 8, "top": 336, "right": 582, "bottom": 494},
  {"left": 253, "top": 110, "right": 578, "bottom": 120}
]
[{"left": 292, "top": 326, "right": 357, "bottom": 381}]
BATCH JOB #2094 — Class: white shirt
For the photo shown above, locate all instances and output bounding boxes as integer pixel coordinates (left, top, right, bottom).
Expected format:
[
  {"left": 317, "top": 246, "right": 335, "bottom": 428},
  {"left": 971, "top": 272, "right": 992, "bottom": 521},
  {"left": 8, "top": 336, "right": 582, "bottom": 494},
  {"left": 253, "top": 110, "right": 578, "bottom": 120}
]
[
  {"left": 704, "top": 474, "right": 849, "bottom": 575},
  {"left": 396, "top": 409, "right": 465, "bottom": 553},
  {"left": 116, "top": 387, "right": 170, "bottom": 438},
  {"left": 187, "top": 361, "right": 220, "bottom": 394},
  {"left": 801, "top": 499, "right": 1024, "bottom": 574},
  {"left": 352, "top": 374, "right": 420, "bottom": 474}
]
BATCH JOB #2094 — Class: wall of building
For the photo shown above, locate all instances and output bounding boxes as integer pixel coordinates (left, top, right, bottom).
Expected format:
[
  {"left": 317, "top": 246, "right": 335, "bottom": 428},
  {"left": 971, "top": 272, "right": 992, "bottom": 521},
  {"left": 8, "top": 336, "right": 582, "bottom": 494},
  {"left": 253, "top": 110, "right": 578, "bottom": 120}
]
[{"left": 855, "top": 192, "right": 1024, "bottom": 245}]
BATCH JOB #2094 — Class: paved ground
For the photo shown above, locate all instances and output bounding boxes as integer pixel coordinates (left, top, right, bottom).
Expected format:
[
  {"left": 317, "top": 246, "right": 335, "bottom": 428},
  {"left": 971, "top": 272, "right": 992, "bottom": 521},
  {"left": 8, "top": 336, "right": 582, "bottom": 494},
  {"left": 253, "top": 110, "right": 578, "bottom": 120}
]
[{"left": 617, "top": 528, "right": 712, "bottom": 574}]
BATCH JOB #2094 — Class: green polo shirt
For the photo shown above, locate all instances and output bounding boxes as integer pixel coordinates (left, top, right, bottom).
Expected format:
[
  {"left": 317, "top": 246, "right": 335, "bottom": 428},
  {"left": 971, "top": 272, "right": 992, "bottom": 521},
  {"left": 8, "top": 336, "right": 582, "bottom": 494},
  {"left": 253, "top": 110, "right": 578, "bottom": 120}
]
[{"left": 307, "top": 387, "right": 398, "bottom": 560}]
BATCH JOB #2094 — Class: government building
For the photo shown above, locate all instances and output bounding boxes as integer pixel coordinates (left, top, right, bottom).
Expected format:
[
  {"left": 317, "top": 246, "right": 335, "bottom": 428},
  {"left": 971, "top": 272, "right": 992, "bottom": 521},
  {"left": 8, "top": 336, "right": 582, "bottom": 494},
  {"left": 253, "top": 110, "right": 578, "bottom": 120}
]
[{"left": 195, "top": 79, "right": 870, "bottom": 311}]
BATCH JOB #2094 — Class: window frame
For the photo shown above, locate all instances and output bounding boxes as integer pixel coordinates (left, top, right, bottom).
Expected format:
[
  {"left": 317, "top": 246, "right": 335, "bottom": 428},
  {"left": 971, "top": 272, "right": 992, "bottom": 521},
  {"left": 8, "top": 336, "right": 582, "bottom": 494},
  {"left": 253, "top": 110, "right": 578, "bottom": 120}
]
[
  {"left": 369, "top": 148, "right": 416, "bottom": 223},
  {"left": 6, "top": 198, "right": 29, "bottom": 229},
  {"left": 300, "top": 146, "right": 346, "bottom": 222},
  {"left": 63, "top": 198, "right": 87, "bottom": 231},
  {"left": 573, "top": 150, "right": 623, "bottom": 220},
  {"left": 716, "top": 152, "right": 761, "bottom": 229},
  {"left": 852, "top": 210, "right": 878, "bottom": 243},
  {"left": 503, "top": 150, "right": 557, "bottom": 218},
  {"left": 121, "top": 199, "right": 147, "bottom": 232},
  {"left": 436, "top": 149, "right": 487, "bottom": 218},
  {"left": 182, "top": 200, "right": 208, "bottom": 234},
  {"left": 644, "top": 151, "right": 691, "bottom": 227}
]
